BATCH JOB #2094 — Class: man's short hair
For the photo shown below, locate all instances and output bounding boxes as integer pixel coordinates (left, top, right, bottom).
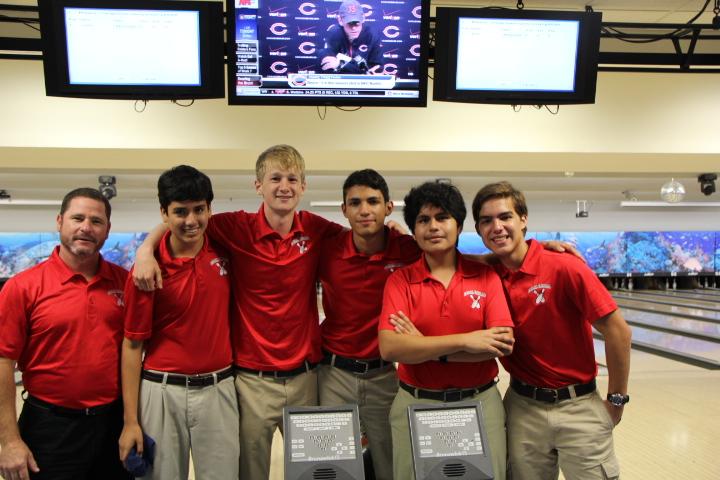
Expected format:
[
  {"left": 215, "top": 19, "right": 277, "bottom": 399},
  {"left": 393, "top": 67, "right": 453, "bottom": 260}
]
[
  {"left": 256, "top": 144, "right": 306, "bottom": 182},
  {"left": 157, "top": 165, "right": 214, "bottom": 211},
  {"left": 471, "top": 181, "right": 529, "bottom": 227},
  {"left": 342, "top": 169, "right": 390, "bottom": 203},
  {"left": 60, "top": 187, "right": 112, "bottom": 219},
  {"left": 403, "top": 180, "right": 466, "bottom": 231}
]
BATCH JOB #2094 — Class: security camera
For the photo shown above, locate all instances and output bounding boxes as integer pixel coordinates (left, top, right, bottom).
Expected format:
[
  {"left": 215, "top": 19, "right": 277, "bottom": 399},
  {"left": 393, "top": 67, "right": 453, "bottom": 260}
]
[
  {"left": 575, "top": 200, "right": 589, "bottom": 218},
  {"left": 698, "top": 173, "right": 717, "bottom": 196},
  {"left": 99, "top": 175, "right": 117, "bottom": 200}
]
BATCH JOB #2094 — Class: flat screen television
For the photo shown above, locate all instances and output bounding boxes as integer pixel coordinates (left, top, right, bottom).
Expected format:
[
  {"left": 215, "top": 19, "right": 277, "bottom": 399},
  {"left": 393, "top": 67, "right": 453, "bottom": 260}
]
[
  {"left": 433, "top": 8, "right": 602, "bottom": 105},
  {"left": 226, "top": 0, "right": 430, "bottom": 107},
  {"left": 38, "top": 0, "right": 225, "bottom": 100}
]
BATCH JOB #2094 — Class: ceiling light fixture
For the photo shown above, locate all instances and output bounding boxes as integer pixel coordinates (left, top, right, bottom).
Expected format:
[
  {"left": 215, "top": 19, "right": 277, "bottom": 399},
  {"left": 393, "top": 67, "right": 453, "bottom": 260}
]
[{"left": 660, "top": 178, "right": 685, "bottom": 203}]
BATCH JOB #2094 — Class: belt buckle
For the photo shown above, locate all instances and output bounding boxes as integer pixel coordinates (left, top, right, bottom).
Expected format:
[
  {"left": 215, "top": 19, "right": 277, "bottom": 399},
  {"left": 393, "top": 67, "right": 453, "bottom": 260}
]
[
  {"left": 535, "top": 387, "right": 558, "bottom": 403},
  {"left": 354, "top": 360, "right": 370, "bottom": 374},
  {"left": 442, "top": 389, "right": 463, "bottom": 402}
]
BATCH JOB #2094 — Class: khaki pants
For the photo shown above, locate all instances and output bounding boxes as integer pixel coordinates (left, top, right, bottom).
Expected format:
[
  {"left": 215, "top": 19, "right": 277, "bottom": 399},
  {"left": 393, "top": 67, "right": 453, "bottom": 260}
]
[
  {"left": 138, "top": 375, "right": 240, "bottom": 480},
  {"left": 318, "top": 364, "right": 398, "bottom": 480},
  {"left": 505, "top": 387, "right": 620, "bottom": 480},
  {"left": 235, "top": 369, "right": 318, "bottom": 480},
  {"left": 389, "top": 385, "right": 507, "bottom": 480}
]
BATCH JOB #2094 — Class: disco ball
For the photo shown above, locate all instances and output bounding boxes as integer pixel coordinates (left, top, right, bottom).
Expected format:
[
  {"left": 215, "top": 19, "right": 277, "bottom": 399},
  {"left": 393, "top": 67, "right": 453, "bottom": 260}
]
[{"left": 660, "top": 179, "right": 685, "bottom": 203}]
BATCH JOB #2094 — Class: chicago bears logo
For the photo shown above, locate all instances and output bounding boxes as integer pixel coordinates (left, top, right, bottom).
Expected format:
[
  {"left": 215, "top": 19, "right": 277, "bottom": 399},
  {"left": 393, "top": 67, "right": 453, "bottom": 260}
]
[
  {"left": 383, "top": 25, "right": 400, "bottom": 38},
  {"left": 270, "top": 61, "right": 288, "bottom": 74},
  {"left": 298, "top": 2, "right": 317, "bottom": 15},
  {"left": 269, "top": 23, "right": 288, "bottom": 35},
  {"left": 298, "top": 42, "right": 316, "bottom": 54}
]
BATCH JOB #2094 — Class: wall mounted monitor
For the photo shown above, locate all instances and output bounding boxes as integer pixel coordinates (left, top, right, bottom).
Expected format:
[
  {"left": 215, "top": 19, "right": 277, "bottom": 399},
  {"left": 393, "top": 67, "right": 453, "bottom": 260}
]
[
  {"left": 408, "top": 402, "right": 493, "bottom": 479},
  {"left": 283, "top": 405, "right": 365, "bottom": 480},
  {"left": 433, "top": 8, "right": 602, "bottom": 105},
  {"left": 226, "top": 0, "right": 430, "bottom": 106},
  {"left": 38, "top": 0, "right": 225, "bottom": 100}
]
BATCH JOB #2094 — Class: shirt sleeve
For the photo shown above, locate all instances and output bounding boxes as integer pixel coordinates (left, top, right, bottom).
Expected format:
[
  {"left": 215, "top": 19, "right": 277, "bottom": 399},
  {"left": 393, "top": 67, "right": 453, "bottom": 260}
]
[
  {"left": 483, "top": 269, "right": 514, "bottom": 328},
  {"left": 379, "top": 272, "right": 410, "bottom": 332},
  {"left": 122, "top": 268, "right": 155, "bottom": 341},
  {"left": 207, "top": 211, "right": 244, "bottom": 252},
  {"left": 565, "top": 259, "right": 618, "bottom": 323},
  {"left": 0, "top": 277, "right": 30, "bottom": 360}
]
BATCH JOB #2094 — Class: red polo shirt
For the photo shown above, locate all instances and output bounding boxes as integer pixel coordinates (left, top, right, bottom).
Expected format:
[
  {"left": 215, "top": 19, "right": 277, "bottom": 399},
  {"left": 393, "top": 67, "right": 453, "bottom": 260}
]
[
  {"left": 0, "top": 247, "right": 127, "bottom": 408},
  {"left": 319, "top": 228, "right": 420, "bottom": 359},
  {"left": 123, "top": 232, "right": 232, "bottom": 374},
  {"left": 207, "top": 205, "right": 344, "bottom": 370},
  {"left": 496, "top": 240, "right": 618, "bottom": 388},
  {"left": 380, "top": 254, "right": 513, "bottom": 390}
]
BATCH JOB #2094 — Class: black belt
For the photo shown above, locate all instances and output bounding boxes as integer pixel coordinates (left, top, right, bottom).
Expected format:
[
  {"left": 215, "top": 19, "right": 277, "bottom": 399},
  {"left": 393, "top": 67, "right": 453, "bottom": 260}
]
[
  {"left": 321, "top": 352, "right": 390, "bottom": 374},
  {"left": 510, "top": 378, "right": 596, "bottom": 403},
  {"left": 400, "top": 379, "right": 496, "bottom": 403},
  {"left": 142, "top": 367, "right": 233, "bottom": 387},
  {"left": 234, "top": 361, "right": 316, "bottom": 379},
  {"left": 25, "top": 395, "right": 118, "bottom": 417}
]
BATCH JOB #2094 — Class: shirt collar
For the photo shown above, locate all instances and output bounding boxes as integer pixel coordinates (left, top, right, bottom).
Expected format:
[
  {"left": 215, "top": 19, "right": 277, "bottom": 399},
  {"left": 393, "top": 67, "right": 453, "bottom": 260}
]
[
  {"left": 495, "top": 239, "right": 540, "bottom": 279},
  {"left": 340, "top": 226, "right": 405, "bottom": 261},
  {"left": 157, "top": 230, "right": 209, "bottom": 265},
  {"left": 255, "top": 203, "right": 304, "bottom": 240},
  {"left": 49, "top": 245, "right": 113, "bottom": 284},
  {"left": 406, "top": 251, "right": 477, "bottom": 284}
]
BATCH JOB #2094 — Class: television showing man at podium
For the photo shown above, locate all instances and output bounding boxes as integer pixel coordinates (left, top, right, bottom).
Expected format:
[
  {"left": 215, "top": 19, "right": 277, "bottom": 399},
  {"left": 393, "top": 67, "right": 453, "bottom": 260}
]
[{"left": 320, "top": 0, "right": 384, "bottom": 74}]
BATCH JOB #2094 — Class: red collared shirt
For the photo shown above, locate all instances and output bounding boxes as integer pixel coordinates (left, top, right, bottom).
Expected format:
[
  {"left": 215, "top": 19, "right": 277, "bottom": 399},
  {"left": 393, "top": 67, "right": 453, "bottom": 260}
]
[
  {"left": 319, "top": 228, "right": 420, "bottom": 359},
  {"left": 0, "top": 247, "right": 127, "bottom": 408},
  {"left": 207, "top": 205, "right": 344, "bottom": 370},
  {"left": 496, "top": 240, "right": 618, "bottom": 388},
  {"left": 123, "top": 232, "right": 232, "bottom": 374},
  {"left": 380, "top": 253, "right": 513, "bottom": 390}
]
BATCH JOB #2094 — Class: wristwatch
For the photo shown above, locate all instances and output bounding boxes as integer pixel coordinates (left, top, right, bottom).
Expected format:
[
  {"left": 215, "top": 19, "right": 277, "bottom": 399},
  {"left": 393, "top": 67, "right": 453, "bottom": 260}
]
[{"left": 607, "top": 393, "right": 630, "bottom": 406}]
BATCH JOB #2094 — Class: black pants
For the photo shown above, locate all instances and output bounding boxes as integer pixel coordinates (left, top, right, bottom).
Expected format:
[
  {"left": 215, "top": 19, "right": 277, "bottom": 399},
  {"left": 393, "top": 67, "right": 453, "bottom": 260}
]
[{"left": 18, "top": 398, "right": 133, "bottom": 480}]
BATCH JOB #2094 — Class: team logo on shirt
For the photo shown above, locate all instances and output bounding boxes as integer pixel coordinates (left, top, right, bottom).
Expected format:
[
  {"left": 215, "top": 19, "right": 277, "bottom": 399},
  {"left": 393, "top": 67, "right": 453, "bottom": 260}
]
[
  {"left": 384, "top": 262, "right": 405, "bottom": 272},
  {"left": 210, "top": 257, "right": 229, "bottom": 276},
  {"left": 292, "top": 235, "right": 311, "bottom": 254},
  {"left": 464, "top": 290, "right": 486, "bottom": 309},
  {"left": 107, "top": 289, "right": 125, "bottom": 307},
  {"left": 528, "top": 283, "right": 551, "bottom": 304}
]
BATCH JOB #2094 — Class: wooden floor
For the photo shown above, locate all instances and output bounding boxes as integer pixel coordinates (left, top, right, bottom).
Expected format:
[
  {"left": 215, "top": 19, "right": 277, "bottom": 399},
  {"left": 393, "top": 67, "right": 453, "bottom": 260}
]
[{"left": 9, "top": 347, "right": 719, "bottom": 480}]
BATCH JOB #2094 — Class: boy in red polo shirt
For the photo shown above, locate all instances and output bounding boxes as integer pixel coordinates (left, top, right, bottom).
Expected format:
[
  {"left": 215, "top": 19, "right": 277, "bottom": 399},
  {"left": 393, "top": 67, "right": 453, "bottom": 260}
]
[
  {"left": 318, "top": 169, "right": 420, "bottom": 480},
  {"left": 379, "top": 180, "right": 514, "bottom": 480},
  {"left": 133, "top": 145, "right": 344, "bottom": 479},
  {"left": 118, "top": 166, "right": 238, "bottom": 479},
  {"left": 0, "top": 188, "right": 130, "bottom": 480},
  {"left": 472, "top": 181, "right": 632, "bottom": 480}
]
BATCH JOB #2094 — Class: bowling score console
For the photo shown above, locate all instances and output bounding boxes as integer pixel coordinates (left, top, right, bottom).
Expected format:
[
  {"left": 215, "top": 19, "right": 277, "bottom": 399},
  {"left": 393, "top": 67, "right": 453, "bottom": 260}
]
[
  {"left": 283, "top": 404, "right": 364, "bottom": 480},
  {"left": 408, "top": 402, "right": 494, "bottom": 480}
]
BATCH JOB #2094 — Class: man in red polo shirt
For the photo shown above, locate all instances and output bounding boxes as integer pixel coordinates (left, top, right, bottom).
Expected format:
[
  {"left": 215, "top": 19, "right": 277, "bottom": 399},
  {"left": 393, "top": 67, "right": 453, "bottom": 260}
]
[
  {"left": 379, "top": 180, "right": 514, "bottom": 480},
  {"left": 0, "top": 188, "right": 130, "bottom": 480},
  {"left": 133, "top": 145, "right": 345, "bottom": 480},
  {"left": 472, "top": 181, "right": 632, "bottom": 480},
  {"left": 118, "top": 166, "right": 238, "bottom": 479},
  {"left": 318, "top": 169, "right": 419, "bottom": 480}
]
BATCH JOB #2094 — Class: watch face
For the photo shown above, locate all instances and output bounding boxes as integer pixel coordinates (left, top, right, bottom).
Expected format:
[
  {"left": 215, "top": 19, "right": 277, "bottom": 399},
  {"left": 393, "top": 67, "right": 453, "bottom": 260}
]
[{"left": 608, "top": 393, "right": 629, "bottom": 406}]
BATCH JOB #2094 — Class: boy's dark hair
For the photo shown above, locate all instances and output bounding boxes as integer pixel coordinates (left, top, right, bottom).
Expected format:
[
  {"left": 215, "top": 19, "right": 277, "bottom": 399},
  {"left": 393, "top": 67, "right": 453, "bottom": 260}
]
[
  {"left": 403, "top": 180, "right": 466, "bottom": 232},
  {"left": 342, "top": 169, "right": 390, "bottom": 203},
  {"left": 60, "top": 187, "right": 111, "bottom": 219},
  {"left": 157, "top": 165, "right": 214, "bottom": 211}
]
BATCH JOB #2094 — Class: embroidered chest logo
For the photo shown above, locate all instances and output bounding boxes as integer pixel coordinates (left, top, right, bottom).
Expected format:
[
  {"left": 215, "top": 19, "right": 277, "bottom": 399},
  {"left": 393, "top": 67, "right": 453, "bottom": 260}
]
[
  {"left": 528, "top": 283, "right": 552, "bottom": 305},
  {"left": 463, "top": 290, "right": 486, "bottom": 309},
  {"left": 107, "top": 289, "right": 125, "bottom": 307},
  {"left": 384, "top": 262, "right": 405, "bottom": 273},
  {"left": 210, "top": 257, "right": 229, "bottom": 276},
  {"left": 291, "top": 235, "right": 311, "bottom": 254}
]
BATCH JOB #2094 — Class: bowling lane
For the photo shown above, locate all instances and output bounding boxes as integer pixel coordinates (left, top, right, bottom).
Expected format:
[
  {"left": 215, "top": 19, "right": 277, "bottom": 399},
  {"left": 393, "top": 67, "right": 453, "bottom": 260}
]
[
  {"left": 615, "top": 290, "right": 720, "bottom": 307},
  {"left": 611, "top": 296, "right": 720, "bottom": 323},
  {"left": 621, "top": 309, "right": 720, "bottom": 340},
  {"left": 613, "top": 291, "right": 720, "bottom": 312}
]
